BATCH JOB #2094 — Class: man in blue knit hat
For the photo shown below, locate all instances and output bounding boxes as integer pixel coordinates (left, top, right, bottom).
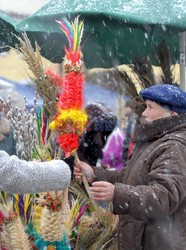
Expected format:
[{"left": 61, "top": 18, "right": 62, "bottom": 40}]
[
  {"left": 74, "top": 84, "right": 186, "bottom": 250},
  {"left": 140, "top": 84, "right": 186, "bottom": 123}
]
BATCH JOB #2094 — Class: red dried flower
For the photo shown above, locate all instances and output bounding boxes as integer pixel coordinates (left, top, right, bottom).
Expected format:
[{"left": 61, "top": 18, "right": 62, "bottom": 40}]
[{"left": 57, "top": 133, "right": 79, "bottom": 156}]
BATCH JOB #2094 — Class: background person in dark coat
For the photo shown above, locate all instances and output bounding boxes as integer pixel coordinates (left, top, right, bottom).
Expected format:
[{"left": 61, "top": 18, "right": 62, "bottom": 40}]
[
  {"left": 77, "top": 103, "right": 117, "bottom": 166},
  {"left": 74, "top": 84, "right": 186, "bottom": 250}
]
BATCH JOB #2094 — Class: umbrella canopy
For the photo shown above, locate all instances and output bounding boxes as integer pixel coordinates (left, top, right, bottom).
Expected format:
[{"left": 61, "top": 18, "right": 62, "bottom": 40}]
[
  {"left": 0, "top": 12, "right": 19, "bottom": 52},
  {"left": 16, "top": 0, "right": 186, "bottom": 68}
]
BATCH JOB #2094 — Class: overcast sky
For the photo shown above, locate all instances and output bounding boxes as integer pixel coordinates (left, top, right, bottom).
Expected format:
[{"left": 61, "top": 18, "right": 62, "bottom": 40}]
[{"left": 0, "top": 0, "right": 50, "bottom": 16}]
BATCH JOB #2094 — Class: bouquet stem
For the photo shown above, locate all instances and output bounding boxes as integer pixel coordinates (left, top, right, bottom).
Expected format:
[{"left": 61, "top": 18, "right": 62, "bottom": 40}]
[{"left": 73, "top": 151, "right": 98, "bottom": 211}]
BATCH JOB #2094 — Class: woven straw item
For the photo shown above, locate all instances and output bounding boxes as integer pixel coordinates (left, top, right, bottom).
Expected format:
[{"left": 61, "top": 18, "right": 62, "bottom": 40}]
[
  {"left": 2, "top": 216, "right": 31, "bottom": 250},
  {"left": 40, "top": 189, "right": 69, "bottom": 242}
]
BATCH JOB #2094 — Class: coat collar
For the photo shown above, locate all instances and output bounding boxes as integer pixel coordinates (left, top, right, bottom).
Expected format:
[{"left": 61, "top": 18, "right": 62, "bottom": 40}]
[{"left": 133, "top": 113, "right": 186, "bottom": 143}]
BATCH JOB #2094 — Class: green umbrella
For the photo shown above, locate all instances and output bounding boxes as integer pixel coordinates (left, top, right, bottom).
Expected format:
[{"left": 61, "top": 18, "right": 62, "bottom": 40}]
[
  {"left": 0, "top": 12, "right": 19, "bottom": 52},
  {"left": 16, "top": 0, "right": 186, "bottom": 68}
]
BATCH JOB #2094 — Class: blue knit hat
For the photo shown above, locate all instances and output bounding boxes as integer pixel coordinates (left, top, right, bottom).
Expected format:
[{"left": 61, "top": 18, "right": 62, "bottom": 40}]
[{"left": 140, "top": 84, "right": 186, "bottom": 114}]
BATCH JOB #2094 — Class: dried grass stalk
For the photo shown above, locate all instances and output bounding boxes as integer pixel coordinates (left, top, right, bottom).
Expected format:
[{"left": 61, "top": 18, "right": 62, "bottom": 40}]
[
  {"left": 69, "top": 181, "right": 96, "bottom": 211},
  {"left": 16, "top": 33, "right": 59, "bottom": 117},
  {"left": 130, "top": 59, "right": 155, "bottom": 88},
  {"left": 156, "top": 43, "right": 177, "bottom": 84},
  {"left": 76, "top": 207, "right": 119, "bottom": 250},
  {"left": 111, "top": 68, "right": 146, "bottom": 116},
  {"left": 111, "top": 68, "right": 138, "bottom": 98}
]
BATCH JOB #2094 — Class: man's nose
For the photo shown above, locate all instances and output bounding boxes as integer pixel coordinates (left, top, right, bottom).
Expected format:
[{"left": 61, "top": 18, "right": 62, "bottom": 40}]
[{"left": 142, "top": 108, "right": 148, "bottom": 117}]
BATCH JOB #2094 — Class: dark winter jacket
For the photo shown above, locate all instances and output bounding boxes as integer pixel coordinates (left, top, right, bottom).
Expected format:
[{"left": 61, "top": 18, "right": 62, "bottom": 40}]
[{"left": 94, "top": 114, "right": 186, "bottom": 250}]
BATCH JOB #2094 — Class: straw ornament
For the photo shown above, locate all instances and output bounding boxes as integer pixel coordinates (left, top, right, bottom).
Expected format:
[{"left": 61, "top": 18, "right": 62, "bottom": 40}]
[
  {"left": 49, "top": 16, "right": 87, "bottom": 157},
  {"left": 37, "top": 190, "right": 69, "bottom": 242},
  {"left": 40, "top": 208, "right": 64, "bottom": 241},
  {"left": 1, "top": 215, "right": 31, "bottom": 250}
]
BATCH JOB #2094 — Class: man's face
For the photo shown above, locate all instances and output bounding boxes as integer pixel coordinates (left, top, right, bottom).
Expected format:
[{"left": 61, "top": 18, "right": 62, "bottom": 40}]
[{"left": 141, "top": 100, "right": 177, "bottom": 123}]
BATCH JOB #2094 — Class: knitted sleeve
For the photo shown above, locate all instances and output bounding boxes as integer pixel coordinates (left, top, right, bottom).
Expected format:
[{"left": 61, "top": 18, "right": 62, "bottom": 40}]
[{"left": 0, "top": 150, "right": 71, "bottom": 194}]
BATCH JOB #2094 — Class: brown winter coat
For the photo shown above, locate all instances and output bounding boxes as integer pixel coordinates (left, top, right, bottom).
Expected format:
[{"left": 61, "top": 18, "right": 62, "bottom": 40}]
[{"left": 94, "top": 114, "right": 186, "bottom": 250}]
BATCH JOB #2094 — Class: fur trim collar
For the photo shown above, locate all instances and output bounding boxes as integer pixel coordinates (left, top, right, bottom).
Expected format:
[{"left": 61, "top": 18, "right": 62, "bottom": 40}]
[{"left": 133, "top": 114, "right": 186, "bottom": 143}]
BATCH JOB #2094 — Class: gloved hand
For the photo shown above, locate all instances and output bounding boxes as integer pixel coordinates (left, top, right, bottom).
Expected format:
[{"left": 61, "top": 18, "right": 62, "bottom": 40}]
[{"left": 62, "top": 155, "right": 75, "bottom": 179}]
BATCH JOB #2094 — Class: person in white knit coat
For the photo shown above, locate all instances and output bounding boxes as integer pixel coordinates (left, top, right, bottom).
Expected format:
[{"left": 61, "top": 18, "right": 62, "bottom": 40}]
[{"left": 0, "top": 150, "right": 71, "bottom": 194}]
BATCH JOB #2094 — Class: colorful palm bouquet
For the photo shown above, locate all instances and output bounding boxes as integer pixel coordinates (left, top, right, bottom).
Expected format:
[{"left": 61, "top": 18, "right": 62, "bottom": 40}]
[
  {"left": 0, "top": 17, "right": 118, "bottom": 250},
  {"left": 49, "top": 16, "right": 87, "bottom": 157}
]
